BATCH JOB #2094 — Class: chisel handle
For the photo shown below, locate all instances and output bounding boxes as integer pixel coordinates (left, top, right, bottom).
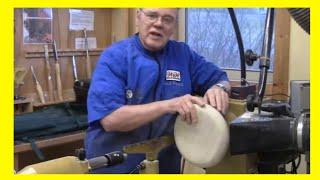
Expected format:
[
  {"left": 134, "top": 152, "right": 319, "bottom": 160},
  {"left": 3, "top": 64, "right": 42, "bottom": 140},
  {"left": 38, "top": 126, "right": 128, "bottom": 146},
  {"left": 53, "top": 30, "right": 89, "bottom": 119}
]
[
  {"left": 30, "top": 65, "right": 46, "bottom": 104},
  {"left": 46, "top": 63, "right": 54, "bottom": 102},
  {"left": 55, "top": 62, "right": 63, "bottom": 101},
  {"left": 44, "top": 45, "right": 54, "bottom": 102},
  {"left": 36, "top": 82, "right": 45, "bottom": 104},
  {"left": 86, "top": 54, "right": 92, "bottom": 78},
  {"left": 84, "top": 28, "right": 92, "bottom": 78}
]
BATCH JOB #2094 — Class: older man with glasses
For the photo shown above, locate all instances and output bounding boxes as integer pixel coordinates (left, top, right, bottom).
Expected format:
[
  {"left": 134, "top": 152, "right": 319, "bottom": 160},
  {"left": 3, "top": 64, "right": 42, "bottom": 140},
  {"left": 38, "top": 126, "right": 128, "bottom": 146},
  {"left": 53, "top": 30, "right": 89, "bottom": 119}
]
[{"left": 85, "top": 8, "right": 230, "bottom": 174}]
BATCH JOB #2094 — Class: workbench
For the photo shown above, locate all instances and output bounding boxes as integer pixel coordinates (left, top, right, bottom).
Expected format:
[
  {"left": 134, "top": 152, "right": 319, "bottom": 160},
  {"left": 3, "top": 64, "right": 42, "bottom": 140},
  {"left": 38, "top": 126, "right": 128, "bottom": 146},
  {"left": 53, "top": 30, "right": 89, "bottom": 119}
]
[{"left": 14, "top": 130, "right": 85, "bottom": 171}]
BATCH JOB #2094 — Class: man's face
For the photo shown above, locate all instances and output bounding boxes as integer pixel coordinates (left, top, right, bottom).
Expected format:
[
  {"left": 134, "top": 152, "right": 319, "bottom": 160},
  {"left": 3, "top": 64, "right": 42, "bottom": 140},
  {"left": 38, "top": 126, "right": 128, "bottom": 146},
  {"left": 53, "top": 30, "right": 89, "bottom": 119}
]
[{"left": 137, "top": 8, "right": 178, "bottom": 52}]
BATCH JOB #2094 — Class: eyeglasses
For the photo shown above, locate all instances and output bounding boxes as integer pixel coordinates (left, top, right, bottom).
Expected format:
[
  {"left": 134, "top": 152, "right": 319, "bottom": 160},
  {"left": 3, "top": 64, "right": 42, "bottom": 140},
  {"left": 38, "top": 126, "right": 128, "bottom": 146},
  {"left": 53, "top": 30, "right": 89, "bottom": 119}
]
[{"left": 140, "top": 9, "right": 176, "bottom": 26}]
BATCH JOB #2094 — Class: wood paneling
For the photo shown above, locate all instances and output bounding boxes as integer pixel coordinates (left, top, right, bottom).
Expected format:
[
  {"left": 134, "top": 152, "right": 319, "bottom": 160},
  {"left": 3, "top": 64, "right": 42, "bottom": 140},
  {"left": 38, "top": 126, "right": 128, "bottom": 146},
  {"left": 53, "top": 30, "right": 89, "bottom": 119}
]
[
  {"left": 129, "top": 8, "right": 138, "bottom": 35},
  {"left": 15, "top": 8, "right": 291, "bottom": 105},
  {"left": 272, "top": 9, "right": 291, "bottom": 100},
  {"left": 14, "top": 8, "right": 112, "bottom": 105},
  {"left": 111, "top": 9, "right": 129, "bottom": 42}
]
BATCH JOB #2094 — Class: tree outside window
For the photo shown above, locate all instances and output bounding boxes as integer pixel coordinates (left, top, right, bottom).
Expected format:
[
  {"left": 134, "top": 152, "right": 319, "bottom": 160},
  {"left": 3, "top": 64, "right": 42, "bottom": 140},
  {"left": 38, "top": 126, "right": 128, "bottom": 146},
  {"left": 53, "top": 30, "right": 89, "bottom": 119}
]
[{"left": 186, "top": 8, "right": 274, "bottom": 72}]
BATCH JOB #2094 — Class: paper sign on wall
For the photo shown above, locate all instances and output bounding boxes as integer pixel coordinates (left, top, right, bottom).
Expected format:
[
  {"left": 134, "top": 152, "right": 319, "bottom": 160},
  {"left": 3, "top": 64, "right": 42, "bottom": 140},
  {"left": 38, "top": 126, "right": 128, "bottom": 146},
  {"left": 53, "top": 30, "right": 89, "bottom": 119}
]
[
  {"left": 69, "top": 9, "right": 94, "bottom": 31},
  {"left": 75, "top": 37, "right": 97, "bottom": 49}
]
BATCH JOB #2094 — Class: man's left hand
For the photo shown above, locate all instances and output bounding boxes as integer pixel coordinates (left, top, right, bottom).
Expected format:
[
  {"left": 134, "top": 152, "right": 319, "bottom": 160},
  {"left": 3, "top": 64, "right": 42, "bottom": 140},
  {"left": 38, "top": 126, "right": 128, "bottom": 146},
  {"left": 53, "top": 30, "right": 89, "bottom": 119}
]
[{"left": 204, "top": 85, "right": 229, "bottom": 115}]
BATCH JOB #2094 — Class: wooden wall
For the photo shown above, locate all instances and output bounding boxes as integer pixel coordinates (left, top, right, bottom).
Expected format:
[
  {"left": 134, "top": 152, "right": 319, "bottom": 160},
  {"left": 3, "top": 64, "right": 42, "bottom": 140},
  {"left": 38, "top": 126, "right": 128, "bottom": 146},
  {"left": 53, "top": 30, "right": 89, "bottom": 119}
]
[
  {"left": 14, "top": 8, "right": 132, "bottom": 170},
  {"left": 272, "top": 9, "right": 291, "bottom": 100},
  {"left": 14, "top": 8, "right": 132, "bottom": 106},
  {"left": 15, "top": 8, "right": 292, "bottom": 108},
  {"left": 14, "top": 8, "right": 185, "bottom": 107}
]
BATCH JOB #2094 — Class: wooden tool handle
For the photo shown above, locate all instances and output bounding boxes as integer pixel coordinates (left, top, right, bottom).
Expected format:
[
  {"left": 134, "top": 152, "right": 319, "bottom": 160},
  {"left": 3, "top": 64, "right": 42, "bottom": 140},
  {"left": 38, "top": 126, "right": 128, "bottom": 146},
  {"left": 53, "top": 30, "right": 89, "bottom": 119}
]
[
  {"left": 44, "top": 45, "right": 54, "bottom": 102},
  {"left": 45, "top": 61, "right": 54, "bottom": 102},
  {"left": 36, "top": 82, "right": 45, "bottom": 104},
  {"left": 84, "top": 28, "right": 92, "bottom": 78},
  {"left": 55, "top": 62, "right": 63, "bottom": 101},
  {"left": 86, "top": 54, "right": 92, "bottom": 79}
]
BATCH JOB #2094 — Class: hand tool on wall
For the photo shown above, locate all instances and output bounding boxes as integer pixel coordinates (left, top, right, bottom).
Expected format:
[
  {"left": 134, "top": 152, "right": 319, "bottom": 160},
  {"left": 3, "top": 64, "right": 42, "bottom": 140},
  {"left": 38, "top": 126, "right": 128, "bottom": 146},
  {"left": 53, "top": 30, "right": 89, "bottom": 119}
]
[
  {"left": 52, "top": 40, "right": 64, "bottom": 102},
  {"left": 83, "top": 28, "right": 92, "bottom": 79},
  {"left": 72, "top": 55, "right": 91, "bottom": 104},
  {"left": 44, "top": 44, "right": 54, "bottom": 102},
  {"left": 72, "top": 55, "right": 79, "bottom": 82},
  {"left": 30, "top": 65, "right": 45, "bottom": 104}
]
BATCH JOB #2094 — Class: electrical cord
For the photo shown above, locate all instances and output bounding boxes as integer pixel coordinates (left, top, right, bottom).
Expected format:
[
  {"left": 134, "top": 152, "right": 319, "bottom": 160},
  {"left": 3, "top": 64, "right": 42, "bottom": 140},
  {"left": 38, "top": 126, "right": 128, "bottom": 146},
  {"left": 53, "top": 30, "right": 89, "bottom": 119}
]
[{"left": 286, "top": 155, "right": 301, "bottom": 174}]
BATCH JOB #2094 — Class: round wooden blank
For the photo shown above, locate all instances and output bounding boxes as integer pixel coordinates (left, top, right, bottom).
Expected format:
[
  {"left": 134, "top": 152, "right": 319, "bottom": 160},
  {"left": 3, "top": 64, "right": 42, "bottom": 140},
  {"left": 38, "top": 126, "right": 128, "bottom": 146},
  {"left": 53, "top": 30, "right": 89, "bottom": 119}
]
[{"left": 174, "top": 104, "right": 229, "bottom": 168}]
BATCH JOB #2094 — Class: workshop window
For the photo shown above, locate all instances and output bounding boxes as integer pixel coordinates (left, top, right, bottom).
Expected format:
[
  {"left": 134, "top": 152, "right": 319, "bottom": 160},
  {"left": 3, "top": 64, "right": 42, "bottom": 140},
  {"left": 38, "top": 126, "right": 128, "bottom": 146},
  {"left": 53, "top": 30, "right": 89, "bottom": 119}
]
[{"left": 186, "top": 8, "right": 275, "bottom": 72}]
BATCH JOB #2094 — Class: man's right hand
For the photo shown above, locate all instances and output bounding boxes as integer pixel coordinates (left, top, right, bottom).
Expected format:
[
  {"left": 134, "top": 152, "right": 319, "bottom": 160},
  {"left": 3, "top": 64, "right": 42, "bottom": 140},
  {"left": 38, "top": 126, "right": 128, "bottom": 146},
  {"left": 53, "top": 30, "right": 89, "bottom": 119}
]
[
  {"left": 100, "top": 94, "right": 206, "bottom": 132},
  {"left": 167, "top": 94, "right": 206, "bottom": 124}
]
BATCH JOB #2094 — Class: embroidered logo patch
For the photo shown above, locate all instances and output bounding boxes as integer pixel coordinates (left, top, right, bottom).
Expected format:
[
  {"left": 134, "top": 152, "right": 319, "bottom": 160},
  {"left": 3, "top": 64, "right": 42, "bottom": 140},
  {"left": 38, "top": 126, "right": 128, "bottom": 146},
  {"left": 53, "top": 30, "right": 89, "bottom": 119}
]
[{"left": 166, "top": 70, "right": 181, "bottom": 82}]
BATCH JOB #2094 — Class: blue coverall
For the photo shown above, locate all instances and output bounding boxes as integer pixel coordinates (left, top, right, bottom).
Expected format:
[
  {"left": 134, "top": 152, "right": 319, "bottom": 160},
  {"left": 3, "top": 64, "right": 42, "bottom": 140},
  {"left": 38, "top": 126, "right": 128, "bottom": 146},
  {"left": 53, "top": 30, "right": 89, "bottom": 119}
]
[{"left": 85, "top": 34, "right": 229, "bottom": 173}]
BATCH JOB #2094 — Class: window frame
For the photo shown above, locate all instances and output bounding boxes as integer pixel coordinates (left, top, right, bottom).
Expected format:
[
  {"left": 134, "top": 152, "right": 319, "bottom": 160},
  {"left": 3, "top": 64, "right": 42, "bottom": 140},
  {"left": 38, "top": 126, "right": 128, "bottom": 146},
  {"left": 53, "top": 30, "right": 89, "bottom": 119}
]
[{"left": 179, "top": 8, "right": 291, "bottom": 96}]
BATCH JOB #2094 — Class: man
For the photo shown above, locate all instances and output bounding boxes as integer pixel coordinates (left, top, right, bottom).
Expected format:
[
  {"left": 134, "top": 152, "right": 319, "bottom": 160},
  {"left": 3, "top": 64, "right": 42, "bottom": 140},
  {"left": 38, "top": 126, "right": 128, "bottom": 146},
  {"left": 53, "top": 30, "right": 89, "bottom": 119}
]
[{"left": 85, "top": 8, "right": 230, "bottom": 174}]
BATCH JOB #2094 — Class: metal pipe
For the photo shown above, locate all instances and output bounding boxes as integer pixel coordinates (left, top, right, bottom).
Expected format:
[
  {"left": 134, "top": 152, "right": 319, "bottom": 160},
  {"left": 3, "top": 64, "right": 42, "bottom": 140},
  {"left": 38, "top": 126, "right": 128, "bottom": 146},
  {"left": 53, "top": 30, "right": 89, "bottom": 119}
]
[
  {"left": 257, "top": 8, "right": 275, "bottom": 111},
  {"left": 228, "top": 8, "right": 247, "bottom": 86}
]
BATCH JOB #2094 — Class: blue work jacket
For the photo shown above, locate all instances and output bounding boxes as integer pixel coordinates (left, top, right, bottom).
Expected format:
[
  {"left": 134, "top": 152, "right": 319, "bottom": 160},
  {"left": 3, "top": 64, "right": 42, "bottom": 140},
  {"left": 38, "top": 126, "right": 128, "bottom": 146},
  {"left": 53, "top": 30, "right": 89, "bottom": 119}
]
[{"left": 85, "top": 34, "right": 229, "bottom": 174}]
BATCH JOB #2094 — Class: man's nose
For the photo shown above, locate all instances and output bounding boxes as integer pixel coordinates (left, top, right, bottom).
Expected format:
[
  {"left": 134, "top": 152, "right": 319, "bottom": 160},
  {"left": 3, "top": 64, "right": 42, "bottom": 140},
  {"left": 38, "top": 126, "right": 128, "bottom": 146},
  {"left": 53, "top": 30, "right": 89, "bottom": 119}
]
[{"left": 153, "top": 17, "right": 164, "bottom": 27}]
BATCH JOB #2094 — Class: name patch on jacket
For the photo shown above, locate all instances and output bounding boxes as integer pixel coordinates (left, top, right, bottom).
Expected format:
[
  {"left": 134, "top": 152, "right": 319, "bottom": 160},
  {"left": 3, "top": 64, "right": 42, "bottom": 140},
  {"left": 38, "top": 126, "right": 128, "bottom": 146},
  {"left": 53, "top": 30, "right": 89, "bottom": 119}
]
[{"left": 166, "top": 70, "right": 181, "bottom": 82}]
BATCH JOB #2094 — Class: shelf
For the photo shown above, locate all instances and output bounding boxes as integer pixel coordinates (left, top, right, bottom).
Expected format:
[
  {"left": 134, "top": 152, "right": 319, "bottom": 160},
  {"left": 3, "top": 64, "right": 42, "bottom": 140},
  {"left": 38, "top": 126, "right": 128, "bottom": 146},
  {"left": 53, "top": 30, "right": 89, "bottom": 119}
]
[
  {"left": 14, "top": 97, "right": 33, "bottom": 105},
  {"left": 25, "top": 48, "right": 104, "bottom": 59},
  {"left": 14, "top": 97, "right": 33, "bottom": 114},
  {"left": 33, "top": 99, "right": 75, "bottom": 107},
  {"left": 14, "top": 130, "right": 86, "bottom": 154}
]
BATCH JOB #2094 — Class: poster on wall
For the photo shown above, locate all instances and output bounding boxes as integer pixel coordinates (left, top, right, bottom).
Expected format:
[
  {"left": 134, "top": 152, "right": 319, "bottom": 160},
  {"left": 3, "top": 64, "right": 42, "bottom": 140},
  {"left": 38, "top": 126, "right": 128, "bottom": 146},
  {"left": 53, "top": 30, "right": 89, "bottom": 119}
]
[
  {"left": 69, "top": 9, "right": 94, "bottom": 31},
  {"left": 75, "top": 37, "right": 97, "bottom": 49},
  {"left": 23, "top": 8, "right": 53, "bottom": 44}
]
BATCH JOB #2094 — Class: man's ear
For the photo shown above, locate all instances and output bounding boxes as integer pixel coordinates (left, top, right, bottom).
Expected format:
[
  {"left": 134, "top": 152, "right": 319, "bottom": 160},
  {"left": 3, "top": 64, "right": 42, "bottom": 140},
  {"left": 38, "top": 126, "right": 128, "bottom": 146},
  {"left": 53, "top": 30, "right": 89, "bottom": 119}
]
[{"left": 135, "top": 9, "right": 141, "bottom": 27}]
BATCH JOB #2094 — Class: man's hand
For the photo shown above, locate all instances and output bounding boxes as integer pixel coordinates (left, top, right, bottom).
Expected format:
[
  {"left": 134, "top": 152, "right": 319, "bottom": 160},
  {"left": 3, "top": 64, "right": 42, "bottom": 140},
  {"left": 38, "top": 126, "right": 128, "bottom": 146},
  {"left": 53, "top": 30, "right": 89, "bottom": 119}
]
[
  {"left": 168, "top": 94, "right": 206, "bottom": 124},
  {"left": 204, "top": 85, "right": 229, "bottom": 115}
]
